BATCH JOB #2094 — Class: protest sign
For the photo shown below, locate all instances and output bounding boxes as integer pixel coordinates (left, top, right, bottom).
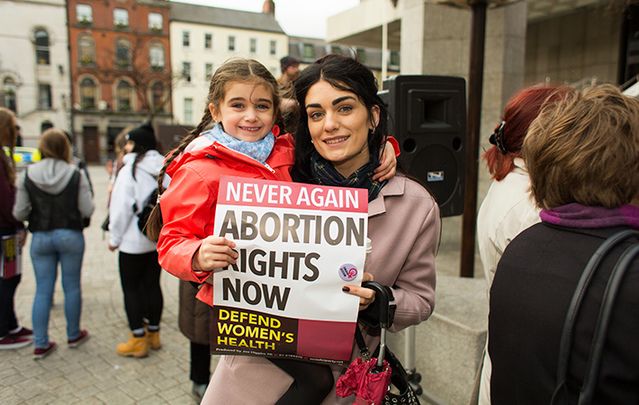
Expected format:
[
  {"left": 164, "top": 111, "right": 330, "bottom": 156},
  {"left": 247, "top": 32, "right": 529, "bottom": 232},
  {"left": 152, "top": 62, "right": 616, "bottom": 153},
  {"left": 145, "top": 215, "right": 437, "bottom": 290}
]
[{"left": 211, "top": 176, "right": 368, "bottom": 364}]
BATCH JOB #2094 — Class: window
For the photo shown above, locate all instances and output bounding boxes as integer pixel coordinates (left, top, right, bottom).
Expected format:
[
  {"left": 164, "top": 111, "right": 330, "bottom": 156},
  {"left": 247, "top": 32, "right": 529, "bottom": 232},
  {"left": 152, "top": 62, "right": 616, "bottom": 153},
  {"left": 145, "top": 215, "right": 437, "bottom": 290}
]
[
  {"left": 76, "top": 4, "right": 92, "bottom": 24},
  {"left": 205, "top": 63, "right": 213, "bottom": 80},
  {"left": 228, "top": 36, "right": 235, "bottom": 51},
  {"left": 250, "top": 38, "right": 257, "bottom": 54},
  {"left": 79, "top": 77, "right": 96, "bottom": 109},
  {"left": 356, "top": 48, "right": 367, "bottom": 63},
  {"left": 34, "top": 29, "right": 50, "bottom": 65},
  {"left": 113, "top": 8, "right": 128, "bottom": 28},
  {"left": 184, "top": 97, "right": 193, "bottom": 123},
  {"left": 116, "top": 80, "right": 132, "bottom": 111},
  {"left": 182, "top": 62, "right": 191, "bottom": 82},
  {"left": 149, "top": 44, "right": 165, "bottom": 69},
  {"left": 2, "top": 78, "right": 17, "bottom": 113},
  {"left": 151, "top": 82, "right": 164, "bottom": 112},
  {"left": 78, "top": 35, "right": 95, "bottom": 66},
  {"left": 182, "top": 31, "right": 190, "bottom": 47},
  {"left": 390, "top": 51, "right": 400, "bottom": 67},
  {"left": 330, "top": 45, "right": 343, "bottom": 55},
  {"left": 148, "top": 13, "right": 163, "bottom": 31},
  {"left": 269, "top": 40, "right": 277, "bottom": 56},
  {"left": 204, "top": 33, "right": 212, "bottom": 49},
  {"left": 115, "top": 39, "right": 131, "bottom": 68},
  {"left": 38, "top": 84, "right": 52, "bottom": 110},
  {"left": 302, "top": 43, "right": 315, "bottom": 59}
]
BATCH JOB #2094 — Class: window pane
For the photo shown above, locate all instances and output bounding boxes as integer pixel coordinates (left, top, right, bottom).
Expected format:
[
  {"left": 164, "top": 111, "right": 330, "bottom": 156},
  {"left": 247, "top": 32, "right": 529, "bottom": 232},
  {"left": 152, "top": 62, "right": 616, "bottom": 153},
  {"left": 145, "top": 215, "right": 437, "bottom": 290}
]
[
  {"left": 3, "top": 78, "right": 17, "bottom": 113},
  {"left": 79, "top": 36, "right": 95, "bottom": 65},
  {"left": 184, "top": 98, "right": 193, "bottom": 123},
  {"left": 148, "top": 13, "right": 162, "bottom": 30},
  {"left": 302, "top": 43, "right": 315, "bottom": 59},
  {"left": 116, "top": 40, "right": 131, "bottom": 67},
  {"left": 228, "top": 36, "right": 235, "bottom": 51},
  {"left": 152, "top": 82, "right": 164, "bottom": 111},
  {"left": 182, "top": 62, "right": 191, "bottom": 82},
  {"left": 390, "top": 51, "right": 400, "bottom": 66},
  {"left": 205, "top": 33, "right": 212, "bottom": 49},
  {"left": 38, "top": 84, "right": 52, "bottom": 109},
  {"left": 117, "top": 81, "right": 132, "bottom": 111},
  {"left": 150, "top": 45, "right": 164, "bottom": 68},
  {"left": 80, "top": 78, "right": 96, "bottom": 109},
  {"left": 114, "top": 9, "right": 128, "bottom": 27},
  {"left": 76, "top": 4, "right": 92, "bottom": 23},
  {"left": 182, "top": 31, "right": 190, "bottom": 47},
  {"left": 270, "top": 40, "right": 276, "bottom": 55},
  {"left": 35, "top": 30, "right": 50, "bottom": 65},
  {"left": 205, "top": 63, "right": 213, "bottom": 80},
  {"left": 250, "top": 38, "right": 257, "bottom": 53}
]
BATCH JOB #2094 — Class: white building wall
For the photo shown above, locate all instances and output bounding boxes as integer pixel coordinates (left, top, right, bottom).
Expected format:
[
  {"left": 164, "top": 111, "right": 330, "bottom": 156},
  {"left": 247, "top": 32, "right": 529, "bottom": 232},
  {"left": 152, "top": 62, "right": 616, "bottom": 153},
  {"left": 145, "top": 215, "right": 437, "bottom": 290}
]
[
  {"left": 0, "top": 0, "right": 70, "bottom": 146},
  {"left": 170, "top": 20, "right": 288, "bottom": 126}
]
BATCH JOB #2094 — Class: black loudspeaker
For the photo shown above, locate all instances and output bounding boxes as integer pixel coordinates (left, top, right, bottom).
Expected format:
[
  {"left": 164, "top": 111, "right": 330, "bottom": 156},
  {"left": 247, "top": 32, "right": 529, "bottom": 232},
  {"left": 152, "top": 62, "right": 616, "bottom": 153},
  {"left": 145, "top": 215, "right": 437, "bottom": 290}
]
[{"left": 378, "top": 75, "right": 466, "bottom": 217}]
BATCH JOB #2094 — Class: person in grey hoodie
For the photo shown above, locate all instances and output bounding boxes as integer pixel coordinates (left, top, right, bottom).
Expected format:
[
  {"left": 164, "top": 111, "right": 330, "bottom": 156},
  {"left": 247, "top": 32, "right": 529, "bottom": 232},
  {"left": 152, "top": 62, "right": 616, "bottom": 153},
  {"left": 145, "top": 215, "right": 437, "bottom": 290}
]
[
  {"left": 108, "top": 122, "right": 164, "bottom": 358},
  {"left": 13, "top": 128, "right": 94, "bottom": 359}
]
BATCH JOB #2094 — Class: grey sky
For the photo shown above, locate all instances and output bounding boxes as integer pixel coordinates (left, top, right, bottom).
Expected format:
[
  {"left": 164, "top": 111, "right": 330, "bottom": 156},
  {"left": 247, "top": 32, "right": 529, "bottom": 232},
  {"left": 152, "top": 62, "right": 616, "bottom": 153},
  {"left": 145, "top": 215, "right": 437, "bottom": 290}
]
[{"left": 171, "top": 0, "right": 359, "bottom": 39}]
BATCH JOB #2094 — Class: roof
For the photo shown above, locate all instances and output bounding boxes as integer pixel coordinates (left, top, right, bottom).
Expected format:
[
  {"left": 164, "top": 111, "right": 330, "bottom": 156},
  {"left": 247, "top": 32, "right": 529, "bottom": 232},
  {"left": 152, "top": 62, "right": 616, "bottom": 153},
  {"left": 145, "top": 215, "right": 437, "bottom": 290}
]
[{"left": 170, "top": 2, "right": 285, "bottom": 34}]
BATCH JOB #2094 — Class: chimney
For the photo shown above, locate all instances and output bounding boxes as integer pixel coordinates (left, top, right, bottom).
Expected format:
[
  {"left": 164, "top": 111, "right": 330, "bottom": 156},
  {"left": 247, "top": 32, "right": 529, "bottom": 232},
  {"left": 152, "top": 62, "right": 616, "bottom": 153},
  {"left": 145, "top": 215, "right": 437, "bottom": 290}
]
[{"left": 262, "top": 0, "right": 275, "bottom": 15}]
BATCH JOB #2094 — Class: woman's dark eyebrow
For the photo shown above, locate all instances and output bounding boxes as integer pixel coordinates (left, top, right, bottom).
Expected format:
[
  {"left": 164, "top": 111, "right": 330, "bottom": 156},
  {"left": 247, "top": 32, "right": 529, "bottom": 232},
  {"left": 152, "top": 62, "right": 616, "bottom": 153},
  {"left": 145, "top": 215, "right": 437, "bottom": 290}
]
[{"left": 306, "top": 96, "right": 356, "bottom": 110}]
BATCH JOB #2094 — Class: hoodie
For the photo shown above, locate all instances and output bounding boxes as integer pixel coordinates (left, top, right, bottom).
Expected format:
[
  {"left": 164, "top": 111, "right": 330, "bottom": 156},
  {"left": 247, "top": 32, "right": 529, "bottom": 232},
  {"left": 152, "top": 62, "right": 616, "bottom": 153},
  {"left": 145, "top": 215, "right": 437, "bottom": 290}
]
[
  {"left": 109, "top": 150, "right": 164, "bottom": 254},
  {"left": 13, "top": 158, "right": 94, "bottom": 223}
]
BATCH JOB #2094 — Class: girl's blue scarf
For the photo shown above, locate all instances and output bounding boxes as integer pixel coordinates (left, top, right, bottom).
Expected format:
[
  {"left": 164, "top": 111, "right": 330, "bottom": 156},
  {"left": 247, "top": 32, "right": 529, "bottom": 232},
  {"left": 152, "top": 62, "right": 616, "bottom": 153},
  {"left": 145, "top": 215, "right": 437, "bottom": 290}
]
[
  {"left": 202, "top": 123, "right": 275, "bottom": 164},
  {"left": 540, "top": 203, "right": 639, "bottom": 230}
]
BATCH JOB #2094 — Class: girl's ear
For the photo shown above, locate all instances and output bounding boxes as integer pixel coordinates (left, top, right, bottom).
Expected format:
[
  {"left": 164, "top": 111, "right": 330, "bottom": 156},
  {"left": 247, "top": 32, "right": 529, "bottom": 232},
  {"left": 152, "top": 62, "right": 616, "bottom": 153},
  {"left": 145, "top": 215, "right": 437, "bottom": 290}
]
[
  {"left": 370, "top": 105, "right": 381, "bottom": 130},
  {"left": 208, "top": 103, "right": 219, "bottom": 122}
]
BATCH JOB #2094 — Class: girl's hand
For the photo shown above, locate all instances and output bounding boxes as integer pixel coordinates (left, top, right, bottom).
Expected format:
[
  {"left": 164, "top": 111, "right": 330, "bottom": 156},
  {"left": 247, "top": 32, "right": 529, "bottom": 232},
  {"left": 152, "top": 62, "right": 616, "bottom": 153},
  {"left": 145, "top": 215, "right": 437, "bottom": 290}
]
[
  {"left": 373, "top": 141, "right": 397, "bottom": 182},
  {"left": 343, "top": 272, "right": 376, "bottom": 310},
  {"left": 192, "top": 236, "right": 238, "bottom": 272}
]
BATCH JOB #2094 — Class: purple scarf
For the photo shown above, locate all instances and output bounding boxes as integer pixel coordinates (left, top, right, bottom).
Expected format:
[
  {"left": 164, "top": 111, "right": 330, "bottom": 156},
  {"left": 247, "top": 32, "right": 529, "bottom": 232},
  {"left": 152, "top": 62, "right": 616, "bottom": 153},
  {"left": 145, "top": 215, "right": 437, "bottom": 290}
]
[{"left": 540, "top": 203, "right": 639, "bottom": 230}]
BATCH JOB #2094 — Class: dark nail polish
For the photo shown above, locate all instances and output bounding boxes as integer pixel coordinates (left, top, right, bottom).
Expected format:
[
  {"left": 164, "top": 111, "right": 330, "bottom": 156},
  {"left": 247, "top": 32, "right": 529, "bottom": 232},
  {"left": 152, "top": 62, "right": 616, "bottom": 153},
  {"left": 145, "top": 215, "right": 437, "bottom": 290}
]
[{"left": 342, "top": 286, "right": 350, "bottom": 292}]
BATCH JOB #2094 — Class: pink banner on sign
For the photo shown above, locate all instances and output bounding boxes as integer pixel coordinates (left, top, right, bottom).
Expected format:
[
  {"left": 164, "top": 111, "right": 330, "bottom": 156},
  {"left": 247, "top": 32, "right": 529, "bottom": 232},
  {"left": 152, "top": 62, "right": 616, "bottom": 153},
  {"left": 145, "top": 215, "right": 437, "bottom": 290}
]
[{"left": 217, "top": 176, "right": 368, "bottom": 213}]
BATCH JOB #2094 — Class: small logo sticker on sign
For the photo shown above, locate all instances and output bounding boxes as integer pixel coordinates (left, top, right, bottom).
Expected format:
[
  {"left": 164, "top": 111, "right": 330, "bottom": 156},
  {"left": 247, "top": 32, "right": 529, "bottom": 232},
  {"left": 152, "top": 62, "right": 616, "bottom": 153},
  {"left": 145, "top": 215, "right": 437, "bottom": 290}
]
[{"left": 338, "top": 264, "right": 358, "bottom": 281}]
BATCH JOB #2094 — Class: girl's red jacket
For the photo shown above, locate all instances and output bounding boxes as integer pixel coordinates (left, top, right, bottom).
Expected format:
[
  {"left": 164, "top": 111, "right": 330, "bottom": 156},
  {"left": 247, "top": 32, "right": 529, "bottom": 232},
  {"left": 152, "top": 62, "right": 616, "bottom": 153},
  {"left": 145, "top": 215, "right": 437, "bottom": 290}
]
[{"left": 157, "top": 134, "right": 295, "bottom": 305}]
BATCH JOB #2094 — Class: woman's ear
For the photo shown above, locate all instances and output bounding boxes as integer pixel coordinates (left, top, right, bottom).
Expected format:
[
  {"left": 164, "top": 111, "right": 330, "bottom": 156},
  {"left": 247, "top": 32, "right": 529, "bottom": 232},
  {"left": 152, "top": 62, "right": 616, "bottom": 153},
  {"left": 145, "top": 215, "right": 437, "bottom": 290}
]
[
  {"left": 370, "top": 105, "right": 381, "bottom": 130},
  {"left": 208, "top": 103, "right": 219, "bottom": 122}
]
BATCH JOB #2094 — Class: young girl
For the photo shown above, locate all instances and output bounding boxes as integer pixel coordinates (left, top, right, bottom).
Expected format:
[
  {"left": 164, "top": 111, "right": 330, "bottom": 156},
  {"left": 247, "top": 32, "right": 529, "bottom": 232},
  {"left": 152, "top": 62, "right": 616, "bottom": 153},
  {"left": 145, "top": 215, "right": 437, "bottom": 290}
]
[{"left": 150, "top": 58, "right": 396, "bottom": 404}]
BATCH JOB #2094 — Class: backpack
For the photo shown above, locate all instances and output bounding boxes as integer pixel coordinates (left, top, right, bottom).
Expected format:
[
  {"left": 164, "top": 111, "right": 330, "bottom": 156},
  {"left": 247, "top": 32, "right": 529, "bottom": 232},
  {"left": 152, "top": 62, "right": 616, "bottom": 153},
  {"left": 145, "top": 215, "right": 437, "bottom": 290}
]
[{"left": 136, "top": 188, "right": 158, "bottom": 234}]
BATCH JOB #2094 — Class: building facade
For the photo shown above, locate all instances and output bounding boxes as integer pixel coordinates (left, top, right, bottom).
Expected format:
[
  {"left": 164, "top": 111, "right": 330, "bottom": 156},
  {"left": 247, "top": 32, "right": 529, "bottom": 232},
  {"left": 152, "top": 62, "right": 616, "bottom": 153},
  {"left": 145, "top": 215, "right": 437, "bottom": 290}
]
[
  {"left": 67, "top": 0, "right": 171, "bottom": 162},
  {"left": 170, "top": 1, "right": 287, "bottom": 126},
  {"left": 0, "top": 0, "right": 71, "bottom": 146}
]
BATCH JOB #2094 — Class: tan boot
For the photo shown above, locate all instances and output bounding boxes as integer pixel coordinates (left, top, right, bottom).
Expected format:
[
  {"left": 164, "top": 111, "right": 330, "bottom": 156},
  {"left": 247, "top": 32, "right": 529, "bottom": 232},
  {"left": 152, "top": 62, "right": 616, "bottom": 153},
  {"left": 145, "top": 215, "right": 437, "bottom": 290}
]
[
  {"left": 146, "top": 330, "right": 161, "bottom": 350},
  {"left": 116, "top": 334, "right": 149, "bottom": 358}
]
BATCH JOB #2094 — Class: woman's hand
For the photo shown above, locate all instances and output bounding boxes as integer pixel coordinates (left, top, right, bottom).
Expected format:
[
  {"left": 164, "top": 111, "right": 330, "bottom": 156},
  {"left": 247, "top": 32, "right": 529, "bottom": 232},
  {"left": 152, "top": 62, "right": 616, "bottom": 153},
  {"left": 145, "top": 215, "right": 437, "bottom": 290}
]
[
  {"left": 192, "top": 236, "right": 238, "bottom": 272},
  {"left": 343, "top": 272, "right": 376, "bottom": 310},
  {"left": 16, "top": 229, "right": 27, "bottom": 248},
  {"left": 373, "top": 141, "right": 397, "bottom": 182}
]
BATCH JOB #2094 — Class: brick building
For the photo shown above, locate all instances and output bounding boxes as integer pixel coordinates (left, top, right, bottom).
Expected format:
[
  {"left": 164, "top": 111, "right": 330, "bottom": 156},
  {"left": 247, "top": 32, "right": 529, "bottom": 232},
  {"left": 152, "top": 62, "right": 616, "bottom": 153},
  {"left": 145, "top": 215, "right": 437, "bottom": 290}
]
[{"left": 67, "top": 0, "right": 171, "bottom": 162}]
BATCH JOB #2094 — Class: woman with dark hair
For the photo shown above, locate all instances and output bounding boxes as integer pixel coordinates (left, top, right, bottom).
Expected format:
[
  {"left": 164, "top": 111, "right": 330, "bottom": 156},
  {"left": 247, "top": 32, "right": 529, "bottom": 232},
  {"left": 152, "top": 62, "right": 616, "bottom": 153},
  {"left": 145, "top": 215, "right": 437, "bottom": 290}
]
[
  {"left": 0, "top": 107, "right": 31, "bottom": 350},
  {"left": 13, "top": 128, "right": 94, "bottom": 359},
  {"left": 489, "top": 85, "right": 639, "bottom": 404},
  {"left": 108, "top": 122, "right": 164, "bottom": 358},
  {"left": 204, "top": 54, "right": 439, "bottom": 404}
]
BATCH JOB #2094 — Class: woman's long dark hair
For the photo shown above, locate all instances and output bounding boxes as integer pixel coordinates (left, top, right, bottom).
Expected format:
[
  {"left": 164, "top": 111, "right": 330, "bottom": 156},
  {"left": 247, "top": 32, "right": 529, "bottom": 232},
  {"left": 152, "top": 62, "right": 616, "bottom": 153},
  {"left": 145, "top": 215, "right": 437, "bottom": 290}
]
[
  {"left": 130, "top": 139, "right": 155, "bottom": 181},
  {"left": 291, "top": 54, "right": 389, "bottom": 182}
]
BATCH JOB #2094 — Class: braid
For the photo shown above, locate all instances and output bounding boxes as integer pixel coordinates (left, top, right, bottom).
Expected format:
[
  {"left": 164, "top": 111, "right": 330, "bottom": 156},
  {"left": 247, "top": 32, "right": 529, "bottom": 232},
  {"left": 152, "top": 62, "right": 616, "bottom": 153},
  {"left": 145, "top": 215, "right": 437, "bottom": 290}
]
[
  {"left": 145, "top": 109, "right": 213, "bottom": 242},
  {"left": 131, "top": 150, "right": 147, "bottom": 181}
]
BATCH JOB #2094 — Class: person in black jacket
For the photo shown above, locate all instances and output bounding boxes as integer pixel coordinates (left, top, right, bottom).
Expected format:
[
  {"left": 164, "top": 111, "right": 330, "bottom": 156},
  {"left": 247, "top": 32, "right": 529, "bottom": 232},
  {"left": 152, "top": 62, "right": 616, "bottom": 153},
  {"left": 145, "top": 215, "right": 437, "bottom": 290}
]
[
  {"left": 489, "top": 84, "right": 639, "bottom": 404},
  {"left": 13, "top": 129, "right": 94, "bottom": 359}
]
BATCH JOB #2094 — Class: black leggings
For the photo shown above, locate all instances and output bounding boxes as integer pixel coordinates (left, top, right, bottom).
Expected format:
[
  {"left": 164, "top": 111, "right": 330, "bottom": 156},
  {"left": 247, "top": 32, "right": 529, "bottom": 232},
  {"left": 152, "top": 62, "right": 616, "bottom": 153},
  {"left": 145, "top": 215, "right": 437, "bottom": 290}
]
[
  {"left": 118, "top": 251, "right": 163, "bottom": 331},
  {"left": 0, "top": 274, "right": 20, "bottom": 336},
  {"left": 270, "top": 358, "right": 334, "bottom": 405},
  {"left": 190, "top": 341, "right": 211, "bottom": 385}
]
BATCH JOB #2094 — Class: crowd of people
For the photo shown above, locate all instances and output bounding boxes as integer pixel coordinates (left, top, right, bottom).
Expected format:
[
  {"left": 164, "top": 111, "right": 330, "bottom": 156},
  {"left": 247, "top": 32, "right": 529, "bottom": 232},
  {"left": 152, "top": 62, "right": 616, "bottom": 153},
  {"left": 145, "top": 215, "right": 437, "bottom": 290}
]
[{"left": 1, "top": 52, "right": 638, "bottom": 405}]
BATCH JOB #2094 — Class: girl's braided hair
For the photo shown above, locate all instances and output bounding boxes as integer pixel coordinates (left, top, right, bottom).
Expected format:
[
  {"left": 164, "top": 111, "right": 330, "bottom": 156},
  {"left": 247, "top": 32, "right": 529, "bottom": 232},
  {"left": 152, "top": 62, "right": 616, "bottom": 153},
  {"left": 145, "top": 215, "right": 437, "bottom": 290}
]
[{"left": 145, "top": 58, "right": 280, "bottom": 241}]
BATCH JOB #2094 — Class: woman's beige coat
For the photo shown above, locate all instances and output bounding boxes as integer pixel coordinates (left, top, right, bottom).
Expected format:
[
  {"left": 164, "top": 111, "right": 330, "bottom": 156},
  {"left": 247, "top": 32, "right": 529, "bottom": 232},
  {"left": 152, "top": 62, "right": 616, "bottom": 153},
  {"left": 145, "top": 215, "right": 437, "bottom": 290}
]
[{"left": 203, "top": 175, "right": 440, "bottom": 404}]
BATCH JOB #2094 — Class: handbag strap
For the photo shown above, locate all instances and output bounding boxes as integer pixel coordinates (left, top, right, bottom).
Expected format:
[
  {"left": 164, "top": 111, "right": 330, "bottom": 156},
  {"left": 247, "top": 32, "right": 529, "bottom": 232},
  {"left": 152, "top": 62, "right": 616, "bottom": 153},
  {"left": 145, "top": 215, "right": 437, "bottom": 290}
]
[
  {"left": 578, "top": 244, "right": 639, "bottom": 404},
  {"left": 551, "top": 229, "right": 639, "bottom": 404}
]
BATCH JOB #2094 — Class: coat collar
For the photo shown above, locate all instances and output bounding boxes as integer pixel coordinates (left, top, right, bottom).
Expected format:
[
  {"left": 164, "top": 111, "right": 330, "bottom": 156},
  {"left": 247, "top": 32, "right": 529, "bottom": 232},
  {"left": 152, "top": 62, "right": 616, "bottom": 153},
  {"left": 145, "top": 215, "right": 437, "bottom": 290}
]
[{"left": 368, "top": 175, "right": 406, "bottom": 217}]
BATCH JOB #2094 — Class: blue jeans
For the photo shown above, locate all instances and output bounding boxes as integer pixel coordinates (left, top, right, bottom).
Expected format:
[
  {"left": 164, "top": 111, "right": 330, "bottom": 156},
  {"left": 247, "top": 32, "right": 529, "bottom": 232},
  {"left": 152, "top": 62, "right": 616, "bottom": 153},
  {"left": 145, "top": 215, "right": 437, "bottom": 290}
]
[{"left": 30, "top": 229, "right": 85, "bottom": 348}]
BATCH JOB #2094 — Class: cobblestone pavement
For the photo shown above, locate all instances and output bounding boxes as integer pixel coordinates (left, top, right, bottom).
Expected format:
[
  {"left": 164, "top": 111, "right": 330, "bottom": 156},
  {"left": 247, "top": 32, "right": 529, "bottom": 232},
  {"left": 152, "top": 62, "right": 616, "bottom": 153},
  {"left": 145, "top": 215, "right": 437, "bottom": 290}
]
[{"left": 0, "top": 166, "right": 214, "bottom": 404}]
